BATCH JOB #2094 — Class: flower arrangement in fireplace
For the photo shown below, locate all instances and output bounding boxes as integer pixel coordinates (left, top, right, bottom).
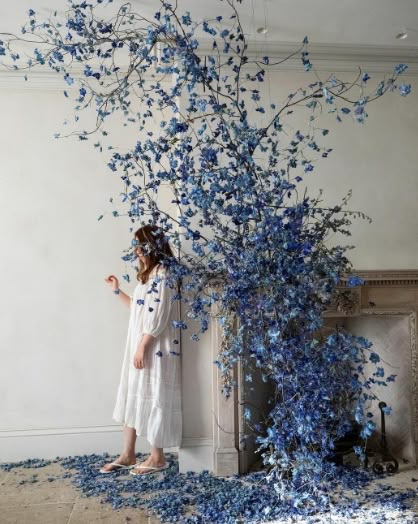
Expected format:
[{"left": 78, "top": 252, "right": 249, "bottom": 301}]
[{"left": 1, "top": 0, "right": 411, "bottom": 512}]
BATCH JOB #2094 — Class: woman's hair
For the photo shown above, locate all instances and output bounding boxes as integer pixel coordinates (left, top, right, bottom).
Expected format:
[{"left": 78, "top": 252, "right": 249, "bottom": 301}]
[{"left": 134, "top": 224, "right": 175, "bottom": 284}]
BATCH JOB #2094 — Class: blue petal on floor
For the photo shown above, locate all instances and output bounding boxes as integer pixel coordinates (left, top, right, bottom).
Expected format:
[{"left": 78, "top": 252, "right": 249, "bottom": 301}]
[{"left": 1, "top": 453, "right": 417, "bottom": 523}]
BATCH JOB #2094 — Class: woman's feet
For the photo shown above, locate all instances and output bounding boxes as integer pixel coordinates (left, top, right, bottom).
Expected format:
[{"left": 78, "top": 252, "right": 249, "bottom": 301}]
[
  {"left": 130, "top": 454, "right": 167, "bottom": 475},
  {"left": 99, "top": 452, "right": 137, "bottom": 473}
]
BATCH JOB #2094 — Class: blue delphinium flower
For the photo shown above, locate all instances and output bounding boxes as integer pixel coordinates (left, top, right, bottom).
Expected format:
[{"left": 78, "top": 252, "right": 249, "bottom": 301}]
[
  {"left": 369, "top": 352, "right": 380, "bottom": 364},
  {"left": 394, "top": 63, "right": 408, "bottom": 74},
  {"left": 399, "top": 83, "right": 411, "bottom": 96},
  {"left": 347, "top": 275, "right": 364, "bottom": 287}
]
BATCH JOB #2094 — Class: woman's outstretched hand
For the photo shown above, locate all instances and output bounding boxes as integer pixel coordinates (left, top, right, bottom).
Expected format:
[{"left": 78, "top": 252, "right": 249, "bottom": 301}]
[
  {"left": 104, "top": 275, "right": 119, "bottom": 292},
  {"left": 105, "top": 275, "right": 131, "bottom": 309}
]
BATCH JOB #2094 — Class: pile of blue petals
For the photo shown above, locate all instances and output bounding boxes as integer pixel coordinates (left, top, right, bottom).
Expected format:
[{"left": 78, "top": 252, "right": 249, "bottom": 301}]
[{"left": 1, "top": 452, "right": 417, "bottom": 523}]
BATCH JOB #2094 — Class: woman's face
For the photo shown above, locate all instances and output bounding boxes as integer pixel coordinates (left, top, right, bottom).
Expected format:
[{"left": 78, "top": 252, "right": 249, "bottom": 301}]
[{"left": 134, "top": 239, "right": 150, "bottom": 265}]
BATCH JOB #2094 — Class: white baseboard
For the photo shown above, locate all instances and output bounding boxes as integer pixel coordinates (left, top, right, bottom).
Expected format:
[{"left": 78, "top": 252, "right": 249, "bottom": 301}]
[
  {"left": 178, "top": 436, "right": 214, "bottom": 473},
  {"left": 0, "top": 424, "right": 179, "bottom": 463}
]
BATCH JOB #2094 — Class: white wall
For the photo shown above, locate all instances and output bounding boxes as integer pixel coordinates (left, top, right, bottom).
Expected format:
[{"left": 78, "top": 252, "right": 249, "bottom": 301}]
[
  {"left": 0, "top": 78, "right": 216, "bottom": 464},
  {"left": 0, "top": 83, "right": 181, "bottom": 461},
  {"left": 246, "top": 68, "right": 418, "bottom": 269},
  {"left": 0, "top": 61, "right": 417, "bottom": 463}
]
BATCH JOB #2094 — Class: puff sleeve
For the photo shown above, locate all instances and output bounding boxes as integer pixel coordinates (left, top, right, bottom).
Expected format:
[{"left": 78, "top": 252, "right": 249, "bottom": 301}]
[{"left": 141, "top": 272, "right": 175, "bottom": 338}]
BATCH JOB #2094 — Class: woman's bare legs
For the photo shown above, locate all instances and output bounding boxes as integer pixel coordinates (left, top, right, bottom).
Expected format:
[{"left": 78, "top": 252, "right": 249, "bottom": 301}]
[
  {"left": 100, "top": 424, "right": 137, "bottom": 472},
  {"left": 150, "top": 446, "right": 166, "bottom": 465},
  {"left": 101, "top": 425, "right": 167, "bottom": 474},
  {"left": 132, "top": 445, "right": 166, "bottom": 474},
  {"left": 121, "top": 424, "right": 137, "bottom": 459}
]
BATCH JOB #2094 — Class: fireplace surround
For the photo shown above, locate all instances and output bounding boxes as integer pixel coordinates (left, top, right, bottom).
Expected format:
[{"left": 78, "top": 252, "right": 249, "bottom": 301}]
[{"left": 178, "top": 270, "right": 418, "bottom": 475}]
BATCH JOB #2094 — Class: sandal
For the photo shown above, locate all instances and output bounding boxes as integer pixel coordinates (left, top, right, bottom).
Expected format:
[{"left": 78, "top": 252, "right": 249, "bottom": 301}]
[
  {"left": 98, "top": 461, "right": 137, "bottom": 474},
  {"left": 129, "top": 463, "right": 170, "bottom": 476}
]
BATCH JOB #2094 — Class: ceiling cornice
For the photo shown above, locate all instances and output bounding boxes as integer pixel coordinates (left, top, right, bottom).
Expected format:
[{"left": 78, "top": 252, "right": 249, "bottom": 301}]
[
  {"left": 199, "top": 40, "right": 418, "bottom": 74},
  {"left": 0, "top": 41, "right": 416, "bottom": 90}
]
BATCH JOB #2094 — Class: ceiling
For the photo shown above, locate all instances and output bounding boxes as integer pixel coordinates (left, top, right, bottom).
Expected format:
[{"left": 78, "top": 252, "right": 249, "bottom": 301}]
[{"left": 1, "top": 0, "right": 418, "bottom": 48}]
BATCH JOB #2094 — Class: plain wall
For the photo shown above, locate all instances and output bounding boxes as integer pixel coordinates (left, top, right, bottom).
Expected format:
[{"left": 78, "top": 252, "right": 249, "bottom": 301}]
[
  {"left": 0, "top": 60, "right": 416, "bottom": 462},
  {"left": 241, "top": 68, "right": 418, "bottom": 268}
]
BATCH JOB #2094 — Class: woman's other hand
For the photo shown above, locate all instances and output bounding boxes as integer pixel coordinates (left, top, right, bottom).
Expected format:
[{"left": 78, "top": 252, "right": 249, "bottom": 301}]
[
  {"left": 133, "top": 334, "right": 155, "bottom": 369},
  {"left": 134, "top": 346, "right": 146, "bottom": 369}
]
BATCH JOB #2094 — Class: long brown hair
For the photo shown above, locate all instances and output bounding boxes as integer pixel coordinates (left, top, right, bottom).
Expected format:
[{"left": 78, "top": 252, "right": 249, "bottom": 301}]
[{"left": 134, "top": 224, "right": 175, "bottom": 284}]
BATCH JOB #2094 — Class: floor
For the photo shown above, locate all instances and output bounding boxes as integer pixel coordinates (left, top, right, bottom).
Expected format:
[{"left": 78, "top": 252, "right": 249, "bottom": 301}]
[
  {"left": 0, "top": 458, "right": 161, "bottom": 524},
  {"left": 1, "top": 453, "right": 417, "bottom": 524},
  {"left": 269, "top": 464, "right": 418, "bottom": 523}
]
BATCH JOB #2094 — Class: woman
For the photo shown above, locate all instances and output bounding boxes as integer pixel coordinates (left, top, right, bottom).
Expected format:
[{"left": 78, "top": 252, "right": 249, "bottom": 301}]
[{"left": 100, "top": 224, "right": 182, "bottom": 475}]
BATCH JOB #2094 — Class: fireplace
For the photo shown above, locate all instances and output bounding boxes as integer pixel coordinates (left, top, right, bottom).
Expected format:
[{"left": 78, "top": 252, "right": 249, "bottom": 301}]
[{"left": 178, "top": 270, "right": 418, "bottom": 475}]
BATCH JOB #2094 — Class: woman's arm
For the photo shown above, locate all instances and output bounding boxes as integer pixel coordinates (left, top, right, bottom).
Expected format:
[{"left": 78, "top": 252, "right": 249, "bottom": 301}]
[
  {"left": 105, "top": 275, "right": 132, "bottom": 309},
  {"left": 141, "top": 275, "right": 174, "bottom": 338},
  {"left": 116, "top": 289, "right": 132, "bottom": 309}
]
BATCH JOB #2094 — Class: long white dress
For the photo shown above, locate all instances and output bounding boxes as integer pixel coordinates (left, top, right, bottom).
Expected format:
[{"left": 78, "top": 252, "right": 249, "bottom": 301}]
[{"left": 112, "top": 265, "right": 182, "bottom": 448}]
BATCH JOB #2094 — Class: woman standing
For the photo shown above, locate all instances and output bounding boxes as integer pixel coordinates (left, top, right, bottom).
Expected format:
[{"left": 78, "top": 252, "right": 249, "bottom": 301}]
[{"left": 100, "top": 225, "right": 182, "bottom": 475}]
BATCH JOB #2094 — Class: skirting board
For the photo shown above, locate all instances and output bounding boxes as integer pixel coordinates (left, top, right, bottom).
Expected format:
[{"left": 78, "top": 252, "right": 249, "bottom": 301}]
[
  {"left": 178, "top": 437, "right": 214, "bottom": 474},
  {"left": 0, "top": 424, "right": 179, "bottom": 464}
]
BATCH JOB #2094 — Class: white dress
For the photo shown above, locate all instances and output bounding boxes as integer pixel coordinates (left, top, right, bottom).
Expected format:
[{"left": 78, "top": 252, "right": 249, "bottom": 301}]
[{"left": 112, "top": 265, "right": 182, "bottom": 448}]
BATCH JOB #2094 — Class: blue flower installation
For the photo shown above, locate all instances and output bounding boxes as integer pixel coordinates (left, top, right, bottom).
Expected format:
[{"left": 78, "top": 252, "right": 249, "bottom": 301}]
[
  {"left": 0, "top": 0, "right": 413, "bottom": 508},
  {"left": 1, "top": 453, "right": 417, "bottom": 523}
]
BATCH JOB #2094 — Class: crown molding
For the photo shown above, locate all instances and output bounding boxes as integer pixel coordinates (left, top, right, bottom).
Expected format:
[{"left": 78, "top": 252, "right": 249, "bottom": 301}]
[
  {"left": 197, "top": 39, "right": 418, "bottom": 74},
  {"left": 0, "top": 41, "right": 416, "bottom": 90}
]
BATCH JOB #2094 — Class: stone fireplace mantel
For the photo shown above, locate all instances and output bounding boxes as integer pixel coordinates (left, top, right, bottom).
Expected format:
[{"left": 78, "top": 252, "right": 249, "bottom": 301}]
[
  {"left": 179, "top": 270, "right": 418, "bottom": 476},
  {"left": 325, "top": 270, "right": 418, "bottom": 469}
]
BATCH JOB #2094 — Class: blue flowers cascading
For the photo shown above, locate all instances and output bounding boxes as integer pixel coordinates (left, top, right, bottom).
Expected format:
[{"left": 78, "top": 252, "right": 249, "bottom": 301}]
[{"left": 1, "top": 0, "right": 411, "bottom": 510}]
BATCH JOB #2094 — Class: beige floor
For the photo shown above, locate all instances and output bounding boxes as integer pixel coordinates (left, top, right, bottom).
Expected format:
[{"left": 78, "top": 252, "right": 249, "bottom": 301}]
[
  {"left": 1, "top": 459, "right": 417, "bottom": 524},
  {"left": 0, "top": 461, "right": 161, "bottom": 524}
]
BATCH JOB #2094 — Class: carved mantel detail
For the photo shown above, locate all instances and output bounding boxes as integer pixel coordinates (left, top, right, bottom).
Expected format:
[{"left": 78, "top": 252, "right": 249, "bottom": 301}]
[
  {"left": 325, "top": 270, "right": 418, "bottom": 318},
  {"left": 326, "top": 288, "right": 361, "bottom": 316},
  {"left": 344, "top": 270, "right": 418, "bottom": 287}
]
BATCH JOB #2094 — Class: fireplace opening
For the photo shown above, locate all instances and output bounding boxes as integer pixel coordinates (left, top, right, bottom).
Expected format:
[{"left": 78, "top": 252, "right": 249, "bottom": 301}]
[{"left": 236, "top": 313, "right": 416, "bottom": 474}]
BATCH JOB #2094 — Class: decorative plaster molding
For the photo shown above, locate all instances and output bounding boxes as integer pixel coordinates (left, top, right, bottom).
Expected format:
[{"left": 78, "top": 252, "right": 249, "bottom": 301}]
[
  {"left": 0, "top": 42, "right": 416, "bottom": 90},
  {"left": 325, "top": 288, "right": 361, "bottom": 317},
  {"left": 197, "top": 40, "right": 418, "bottom": 74},
  {"left": 350, "top": 270, "right": 418, "bottom": 286}
]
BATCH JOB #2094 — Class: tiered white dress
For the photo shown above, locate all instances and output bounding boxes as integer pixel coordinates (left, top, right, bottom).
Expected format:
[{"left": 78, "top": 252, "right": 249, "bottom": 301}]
[{"left": 112, "top": 265, "right": 182, "bottom": 448}]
